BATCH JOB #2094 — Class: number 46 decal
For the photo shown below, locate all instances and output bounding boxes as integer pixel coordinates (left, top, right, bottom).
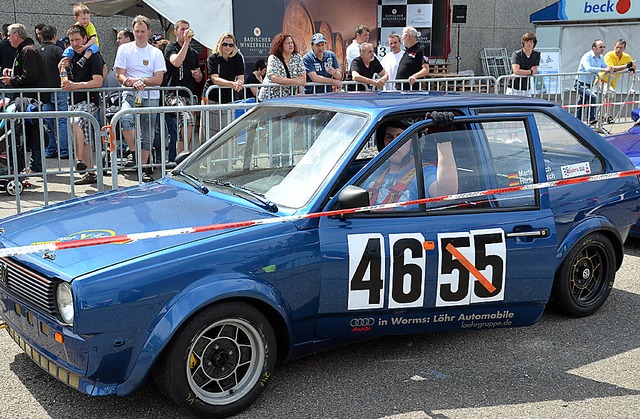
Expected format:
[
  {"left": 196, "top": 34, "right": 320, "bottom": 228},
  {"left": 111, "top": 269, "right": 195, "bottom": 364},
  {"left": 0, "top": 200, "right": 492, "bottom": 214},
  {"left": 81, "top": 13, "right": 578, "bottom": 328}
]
[
  {"left": 347, "top": 229, "right": 506, "bottom": 311},
  {"left": 348, "top": 233, "right": 426, "bottom": 311}
]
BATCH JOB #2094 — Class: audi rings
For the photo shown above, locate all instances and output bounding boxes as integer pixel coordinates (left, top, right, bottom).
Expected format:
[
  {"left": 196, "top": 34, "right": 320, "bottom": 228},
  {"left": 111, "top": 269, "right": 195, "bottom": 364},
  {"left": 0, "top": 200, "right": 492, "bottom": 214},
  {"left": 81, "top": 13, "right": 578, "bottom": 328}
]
[{"left": 350, "top": 318, "right": 375, "bottom": 327}]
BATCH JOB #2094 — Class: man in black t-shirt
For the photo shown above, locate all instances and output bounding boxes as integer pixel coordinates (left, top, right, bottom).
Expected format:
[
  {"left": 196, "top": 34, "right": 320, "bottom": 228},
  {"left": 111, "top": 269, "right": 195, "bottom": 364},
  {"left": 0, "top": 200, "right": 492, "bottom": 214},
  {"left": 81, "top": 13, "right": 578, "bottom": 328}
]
[
  {"left": 164, "top": 19, "right": 203, "bottom": 161},
  {"left": 350, "top": 42, "right": 388, "bottom": 92},
  {"left": 396, "top": 26, "right": 429, "bottom": 91},
  {"left": 60, "top": 24, "right": 104, "bottom": 185},
  {"left": 507, "top": 32, "right": 541, "bottom": 96},
  {"left": 165, "top": 20, "right": 202, "bottom": 99}
]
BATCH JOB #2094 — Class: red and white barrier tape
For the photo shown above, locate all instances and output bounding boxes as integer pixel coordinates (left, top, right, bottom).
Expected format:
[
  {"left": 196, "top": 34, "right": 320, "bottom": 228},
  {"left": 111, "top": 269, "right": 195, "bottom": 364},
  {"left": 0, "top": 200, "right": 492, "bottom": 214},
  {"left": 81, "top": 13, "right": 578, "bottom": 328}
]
[
  {"left": 1, "top": 168, "right": 640, "bottom": 258},
  {"left": 562, "top": 99, "right": 640, "bottom": 110}
]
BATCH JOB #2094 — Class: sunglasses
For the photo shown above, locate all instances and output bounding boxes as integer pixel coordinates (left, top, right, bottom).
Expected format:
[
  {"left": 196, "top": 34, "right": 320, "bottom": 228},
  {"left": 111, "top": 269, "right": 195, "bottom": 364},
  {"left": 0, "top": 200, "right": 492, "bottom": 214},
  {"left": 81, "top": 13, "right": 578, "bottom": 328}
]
[{"left": 222, "top": 42, "right": 234, "bottom": 48}]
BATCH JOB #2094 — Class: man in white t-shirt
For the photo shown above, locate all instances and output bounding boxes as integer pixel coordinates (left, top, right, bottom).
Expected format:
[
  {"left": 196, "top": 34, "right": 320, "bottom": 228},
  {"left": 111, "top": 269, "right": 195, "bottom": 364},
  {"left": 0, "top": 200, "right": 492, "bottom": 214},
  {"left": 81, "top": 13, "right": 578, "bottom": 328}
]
[
  {"left": 115, "top": 14, "right": 166, "bottom": 182},
  {"left": 346, "top": 24, "right": 369, "bottom": 77},
  {"left": 380, "top": 33, "right": 404, "bottom": 91}
]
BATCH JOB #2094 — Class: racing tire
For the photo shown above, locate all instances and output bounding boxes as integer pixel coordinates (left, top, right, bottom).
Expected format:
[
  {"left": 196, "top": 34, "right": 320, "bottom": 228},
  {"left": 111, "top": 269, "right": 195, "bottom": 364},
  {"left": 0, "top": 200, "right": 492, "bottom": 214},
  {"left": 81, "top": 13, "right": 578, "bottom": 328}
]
[
  {"left": 551, "top": 233, "right": 616, "bottom": 317},
  {"left": 153, "top": 302, "right": 277, "bottom": 418},
  {"left": 5, "top": 180, "right": 23, "bottom": 196}
]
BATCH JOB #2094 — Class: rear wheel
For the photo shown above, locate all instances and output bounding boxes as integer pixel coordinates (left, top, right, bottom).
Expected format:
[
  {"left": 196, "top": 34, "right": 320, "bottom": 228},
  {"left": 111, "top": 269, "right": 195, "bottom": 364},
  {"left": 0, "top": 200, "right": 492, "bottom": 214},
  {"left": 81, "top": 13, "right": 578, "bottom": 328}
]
[
  {"left": 154, "top": 302, "right": 276, "bottom": 418},
  {"left": 552, "top": 233, "right": 616, "bottom": 317}
]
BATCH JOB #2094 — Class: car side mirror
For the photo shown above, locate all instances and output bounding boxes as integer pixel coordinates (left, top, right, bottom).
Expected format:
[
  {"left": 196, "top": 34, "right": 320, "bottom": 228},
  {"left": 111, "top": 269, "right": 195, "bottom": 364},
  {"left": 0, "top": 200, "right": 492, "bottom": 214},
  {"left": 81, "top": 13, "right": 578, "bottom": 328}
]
[
  {"left": 175, "top": 151, "right": 191, "bottom": 166},
  {"left": 337, "top": 185, "right": 370, "bottom": 214}
]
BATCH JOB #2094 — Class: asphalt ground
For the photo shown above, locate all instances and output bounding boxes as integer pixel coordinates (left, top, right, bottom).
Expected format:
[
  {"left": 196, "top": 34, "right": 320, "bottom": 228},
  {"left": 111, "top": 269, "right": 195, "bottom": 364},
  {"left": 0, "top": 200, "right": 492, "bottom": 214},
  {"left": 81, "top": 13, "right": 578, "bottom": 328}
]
[{"left": 0, "top": 122, "right": 638, "bottom": 418}]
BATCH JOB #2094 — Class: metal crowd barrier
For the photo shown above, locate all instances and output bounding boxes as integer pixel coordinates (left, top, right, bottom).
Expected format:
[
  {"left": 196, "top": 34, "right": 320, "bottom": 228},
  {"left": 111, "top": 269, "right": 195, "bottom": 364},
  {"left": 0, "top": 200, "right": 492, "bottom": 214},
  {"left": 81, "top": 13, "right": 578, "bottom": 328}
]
[
  {"left": 0, "top": 86, "right": 198, "bottom": 213},
  {"left": 203, "top": 77, "right": 499, "bottom": 104},
  {"left": 106, "top": 101, "right": 258, "bottom": 188},
  {"left": 495, "top": 71, "right": 640, "bottom": 130},
  {"left": 0, "top": 109, "right": 104, "bottom": 212}
]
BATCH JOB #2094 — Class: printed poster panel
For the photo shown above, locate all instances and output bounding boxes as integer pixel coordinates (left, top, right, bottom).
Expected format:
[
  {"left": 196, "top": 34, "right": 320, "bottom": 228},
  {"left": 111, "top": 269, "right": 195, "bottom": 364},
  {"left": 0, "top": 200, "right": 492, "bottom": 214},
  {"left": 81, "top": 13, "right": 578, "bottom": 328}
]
[
  {"left": 233, "top": 0, "right": 286, "bottom": 71},
  {"left": 378, "top": 1, "right": 435, "bottom": 56},
  {"left": 416, "top": 27, "right": 432, "bottom": 56},
  {"left": 378, "top": 26, "right": 404, "bottom": 52},
  {"left": 407, "top": 4, "right": 433, "bottom": 27},
  {"left": 234, "top": 0, "right": 378, "bottom": 74},
  {"left": 533, "top": 49, "right": 561, "bottom": 95},
  {"left": 381, "top": 5, "right": 407, "bottom": 27}
]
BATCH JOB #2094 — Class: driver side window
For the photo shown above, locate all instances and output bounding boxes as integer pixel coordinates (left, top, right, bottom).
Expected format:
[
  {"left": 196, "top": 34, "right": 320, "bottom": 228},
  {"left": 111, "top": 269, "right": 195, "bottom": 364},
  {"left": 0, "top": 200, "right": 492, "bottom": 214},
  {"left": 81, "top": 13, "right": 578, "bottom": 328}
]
[
  {"left": 357, "top": 119, "right": 537, "bottom": 213},
  {"left": 357, "top": 122, "right": 462, "bottom": 212}
]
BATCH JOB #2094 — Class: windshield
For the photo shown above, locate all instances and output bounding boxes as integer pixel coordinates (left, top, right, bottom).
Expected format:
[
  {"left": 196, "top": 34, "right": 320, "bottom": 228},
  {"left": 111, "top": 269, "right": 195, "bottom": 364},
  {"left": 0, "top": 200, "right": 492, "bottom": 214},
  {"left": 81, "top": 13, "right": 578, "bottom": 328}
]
[{"left": 183, "top": 106, "right": 368, "bottom": 209}]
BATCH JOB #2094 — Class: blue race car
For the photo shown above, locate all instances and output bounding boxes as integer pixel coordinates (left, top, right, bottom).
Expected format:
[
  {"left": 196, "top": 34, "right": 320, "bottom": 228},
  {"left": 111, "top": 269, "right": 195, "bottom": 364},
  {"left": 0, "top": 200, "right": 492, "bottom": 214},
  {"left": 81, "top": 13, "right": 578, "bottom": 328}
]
[
  {"left": 606, "top": 108, "right": 640, "bottom": 237},
  {"left": 1, "top": 92, "right": 639, "bottom": 418}
]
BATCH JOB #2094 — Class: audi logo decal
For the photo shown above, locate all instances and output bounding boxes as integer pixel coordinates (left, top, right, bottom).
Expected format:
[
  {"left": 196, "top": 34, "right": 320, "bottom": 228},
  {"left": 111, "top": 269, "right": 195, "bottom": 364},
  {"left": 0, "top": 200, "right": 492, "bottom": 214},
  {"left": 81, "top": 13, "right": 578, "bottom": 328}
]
[{"left": 350, "top": 318, "right": 375, "bottom": 327}]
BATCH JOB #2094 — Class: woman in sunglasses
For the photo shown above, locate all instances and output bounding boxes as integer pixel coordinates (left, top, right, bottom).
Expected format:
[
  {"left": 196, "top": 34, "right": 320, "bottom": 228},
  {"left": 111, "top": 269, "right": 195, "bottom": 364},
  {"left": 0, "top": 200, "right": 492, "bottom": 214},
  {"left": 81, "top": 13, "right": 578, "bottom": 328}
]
[
  {"left": 203, "top": 32, "right": 245, "bottom": 104},
  {"left": 201, "top": 32, "right": 245, "bottom": 138}
]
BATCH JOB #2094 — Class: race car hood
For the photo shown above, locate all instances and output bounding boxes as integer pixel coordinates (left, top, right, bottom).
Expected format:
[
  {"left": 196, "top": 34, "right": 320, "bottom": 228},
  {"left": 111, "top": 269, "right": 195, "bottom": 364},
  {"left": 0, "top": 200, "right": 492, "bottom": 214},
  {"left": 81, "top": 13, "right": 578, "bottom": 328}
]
[
  {"left": 606, "top": 125, "right": 640, "bottom": 168},
  {"left": 0, "top": 178, "right": 275, "bottom": 275}
]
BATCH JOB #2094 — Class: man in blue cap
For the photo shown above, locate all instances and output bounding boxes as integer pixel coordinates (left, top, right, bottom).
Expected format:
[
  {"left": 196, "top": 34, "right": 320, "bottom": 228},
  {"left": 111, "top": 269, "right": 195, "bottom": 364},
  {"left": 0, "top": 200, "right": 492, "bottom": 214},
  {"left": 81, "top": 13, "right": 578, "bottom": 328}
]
[{"left": 303, "top": 32, "right": 342, "bottom": 94}]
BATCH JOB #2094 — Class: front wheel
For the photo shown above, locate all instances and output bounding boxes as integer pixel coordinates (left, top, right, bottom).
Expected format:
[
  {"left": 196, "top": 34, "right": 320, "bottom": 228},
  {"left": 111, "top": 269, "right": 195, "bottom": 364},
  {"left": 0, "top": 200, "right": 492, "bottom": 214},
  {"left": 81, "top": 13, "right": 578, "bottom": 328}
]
[
  {"left": 551, "top": 232, "right": 616, "bottom": 317},
  {"left": 154, "top": 302, "right": 277, "bottom": 418}
]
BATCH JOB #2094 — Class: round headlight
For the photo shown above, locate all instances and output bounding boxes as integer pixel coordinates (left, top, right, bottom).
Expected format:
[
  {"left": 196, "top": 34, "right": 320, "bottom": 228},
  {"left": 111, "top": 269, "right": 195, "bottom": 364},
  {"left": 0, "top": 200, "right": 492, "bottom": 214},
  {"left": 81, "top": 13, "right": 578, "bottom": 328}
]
[{"left": 56, "top": 282, "right": 74, "bottom": 325}]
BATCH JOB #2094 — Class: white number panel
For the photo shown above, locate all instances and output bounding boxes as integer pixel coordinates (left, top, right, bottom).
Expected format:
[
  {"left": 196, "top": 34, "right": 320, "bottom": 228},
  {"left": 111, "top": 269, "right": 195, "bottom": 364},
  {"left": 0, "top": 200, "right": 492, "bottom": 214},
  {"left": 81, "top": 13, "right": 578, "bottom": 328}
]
[
  {"left": 388, "top": 233, "right": 426, "bottom": 309},
  {"left": 436, "top": 228, "right": 506, "bottom": 307},
  {"left": 348, "top": 233, "right": 386, "bottom": 310}
]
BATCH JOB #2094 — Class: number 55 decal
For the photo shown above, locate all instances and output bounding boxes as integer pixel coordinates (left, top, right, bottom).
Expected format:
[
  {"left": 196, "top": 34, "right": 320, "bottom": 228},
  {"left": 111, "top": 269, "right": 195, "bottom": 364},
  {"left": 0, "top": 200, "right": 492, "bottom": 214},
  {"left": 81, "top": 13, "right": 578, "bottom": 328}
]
[
  {"left": 348, "top": 233, "right": 426, "bottom": 311},
  {"left": 437, "top": 228, "right": 506, "bottom": 307}
]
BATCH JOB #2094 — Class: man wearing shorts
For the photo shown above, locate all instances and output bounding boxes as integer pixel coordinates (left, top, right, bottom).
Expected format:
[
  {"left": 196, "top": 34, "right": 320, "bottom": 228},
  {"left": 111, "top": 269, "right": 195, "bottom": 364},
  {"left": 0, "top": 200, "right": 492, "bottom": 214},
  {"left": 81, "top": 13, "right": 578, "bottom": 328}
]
[
  {"left": 115, "top": 15, "right": 166, "bottom": 182},
  {"left": 60, "top": 24, "right": 104, "bottom": 185}
]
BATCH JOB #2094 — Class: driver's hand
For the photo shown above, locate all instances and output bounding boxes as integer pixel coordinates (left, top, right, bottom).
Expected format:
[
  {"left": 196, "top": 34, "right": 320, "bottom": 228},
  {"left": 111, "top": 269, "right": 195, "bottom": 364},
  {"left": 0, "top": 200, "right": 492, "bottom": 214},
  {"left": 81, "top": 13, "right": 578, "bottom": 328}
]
[{"left": 427, "top": 111, "right": 455, "bottom": 128}]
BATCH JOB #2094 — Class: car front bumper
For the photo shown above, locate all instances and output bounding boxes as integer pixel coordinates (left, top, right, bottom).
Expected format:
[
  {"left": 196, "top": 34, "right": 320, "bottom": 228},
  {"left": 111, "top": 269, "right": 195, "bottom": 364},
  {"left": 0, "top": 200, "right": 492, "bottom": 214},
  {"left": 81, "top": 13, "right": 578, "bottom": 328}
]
[{"left": 0, "top": 292, "right": 118, "bottom": 397}]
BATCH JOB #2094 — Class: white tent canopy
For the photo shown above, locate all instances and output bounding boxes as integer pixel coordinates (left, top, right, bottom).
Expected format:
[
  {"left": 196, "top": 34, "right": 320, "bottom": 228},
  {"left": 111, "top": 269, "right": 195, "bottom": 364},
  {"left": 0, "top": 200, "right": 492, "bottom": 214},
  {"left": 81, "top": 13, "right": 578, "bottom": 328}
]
[{"left": 85, "top": 0, "right": 233, "bottom": 49}]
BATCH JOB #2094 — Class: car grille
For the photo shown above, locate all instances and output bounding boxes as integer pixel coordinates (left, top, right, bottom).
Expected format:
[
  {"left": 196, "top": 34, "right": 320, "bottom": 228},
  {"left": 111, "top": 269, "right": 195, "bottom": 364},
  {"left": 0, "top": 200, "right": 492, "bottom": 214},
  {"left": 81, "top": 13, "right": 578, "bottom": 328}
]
[{"left": 0, "top": 257, "right": 58, "bottom": 316}]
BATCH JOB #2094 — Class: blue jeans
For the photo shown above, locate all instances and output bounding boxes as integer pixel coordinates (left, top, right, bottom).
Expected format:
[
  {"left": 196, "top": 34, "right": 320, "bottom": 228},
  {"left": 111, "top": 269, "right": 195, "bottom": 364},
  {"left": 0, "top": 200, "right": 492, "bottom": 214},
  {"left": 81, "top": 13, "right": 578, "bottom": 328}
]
[
  {"left": 43, "top": 91, "right": 69, "bottom": 157},
  {"left": 575, "top": 81, "right": 597, "bottom": 122},
  {"left": 154, "top": 112, "right": 178, "bottom": 163}
]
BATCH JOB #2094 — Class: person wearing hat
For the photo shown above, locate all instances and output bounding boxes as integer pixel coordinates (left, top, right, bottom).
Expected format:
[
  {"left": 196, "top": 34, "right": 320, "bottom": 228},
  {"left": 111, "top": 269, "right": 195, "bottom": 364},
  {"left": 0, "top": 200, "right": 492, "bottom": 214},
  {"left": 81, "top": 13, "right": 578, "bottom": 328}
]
[
  {"left": 303, "top": 32, "right": 342, "bottom": 94},
  {"left": 150, "top": 33, "right": 164, "bottom": 47},
  {"left": 365, "top": 113, "right": 458, "bottom": 207}
]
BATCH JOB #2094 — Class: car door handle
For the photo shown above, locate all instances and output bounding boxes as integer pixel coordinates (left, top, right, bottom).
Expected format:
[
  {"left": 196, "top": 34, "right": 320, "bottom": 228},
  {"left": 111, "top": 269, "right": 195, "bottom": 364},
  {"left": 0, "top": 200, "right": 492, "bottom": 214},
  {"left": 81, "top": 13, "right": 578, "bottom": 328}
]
[{"left": 506, "top": 229, "right": 550, "bottom": 238}]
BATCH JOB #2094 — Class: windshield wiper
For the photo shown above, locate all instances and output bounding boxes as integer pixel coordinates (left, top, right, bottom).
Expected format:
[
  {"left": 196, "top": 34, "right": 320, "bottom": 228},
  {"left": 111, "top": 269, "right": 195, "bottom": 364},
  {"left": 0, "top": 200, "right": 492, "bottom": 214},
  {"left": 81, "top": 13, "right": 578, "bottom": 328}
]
[
  {"left": 170, "top": 169, "right": 209, "bottom": 194},
  {"left": 203, "top": 179, "right": 278, "bottom": 212}
]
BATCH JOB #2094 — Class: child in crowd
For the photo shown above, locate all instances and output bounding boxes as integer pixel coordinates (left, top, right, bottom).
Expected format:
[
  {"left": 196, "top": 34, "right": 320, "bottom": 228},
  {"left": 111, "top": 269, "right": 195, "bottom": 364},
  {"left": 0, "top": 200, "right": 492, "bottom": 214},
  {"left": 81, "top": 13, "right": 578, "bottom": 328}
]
[{"left": 61, "top": 3, "right": 99, "bottom": 68}]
